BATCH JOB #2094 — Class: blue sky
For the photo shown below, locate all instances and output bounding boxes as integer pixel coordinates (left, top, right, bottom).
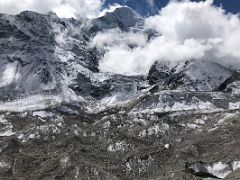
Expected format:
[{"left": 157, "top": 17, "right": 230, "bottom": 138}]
[
  {"left": 195, "top": 0, "right": 240, "bottom": 13},
  {"left": 0, "top": 0, "right": 238, "bottom": 18},
  {"left": 104, "top": 0, "right": 240, "bottom": 15}
]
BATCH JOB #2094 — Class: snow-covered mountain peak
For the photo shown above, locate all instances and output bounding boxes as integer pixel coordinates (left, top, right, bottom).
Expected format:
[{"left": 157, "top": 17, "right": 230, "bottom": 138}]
[
  {"left": 87, "top": 6, "right": 144, "bottom": 34},
  {"left": 103, "top": 0, "right": 164, "bottom": 16},
  {"left": 148, "top": 59, "right": 233, "bottom": 91}
]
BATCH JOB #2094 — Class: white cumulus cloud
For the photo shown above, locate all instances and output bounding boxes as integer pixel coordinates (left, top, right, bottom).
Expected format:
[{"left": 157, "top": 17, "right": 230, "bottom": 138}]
[
  {"left": 0, "top": 0, "right": 103, "bottom": 18},
  {"left": 90, "top": 29, "right": 148, "bottom": 49},
  {"left": 92, "top": 0, "right": 240, "bottom": 75}
]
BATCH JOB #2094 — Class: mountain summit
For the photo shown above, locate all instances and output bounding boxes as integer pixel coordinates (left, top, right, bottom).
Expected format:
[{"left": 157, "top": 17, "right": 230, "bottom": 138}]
[{"left": 103, "top": 0, "right": 168, "bottom": 16}]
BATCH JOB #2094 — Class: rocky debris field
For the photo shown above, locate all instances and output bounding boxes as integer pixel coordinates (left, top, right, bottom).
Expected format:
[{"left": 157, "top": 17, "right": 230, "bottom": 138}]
[{"left": 1, "top": 107, "right": 240, "bottom": 179}]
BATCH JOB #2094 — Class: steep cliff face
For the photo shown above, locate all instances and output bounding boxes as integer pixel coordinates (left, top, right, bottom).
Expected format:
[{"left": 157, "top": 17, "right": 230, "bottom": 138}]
[
  {"left": 0, "top": 7, "right": 240, "bottom": 180},
  {"left": 0, "top": 11, "right": 98, "bottom": 101}
]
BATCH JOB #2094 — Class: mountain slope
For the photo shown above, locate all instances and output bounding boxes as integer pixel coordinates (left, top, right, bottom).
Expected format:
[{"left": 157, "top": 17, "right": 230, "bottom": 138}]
[
  {"left": 148, "top": 60, "right": 233, "bottom": 91},
  {"left": 0, "top": 11, "right": 98, "bottom": 102}
]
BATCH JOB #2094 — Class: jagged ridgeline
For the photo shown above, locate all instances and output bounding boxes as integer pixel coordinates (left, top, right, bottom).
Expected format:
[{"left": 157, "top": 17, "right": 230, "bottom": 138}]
[{"left": 0, "top": 7, "right": 240, "bottom": 180}]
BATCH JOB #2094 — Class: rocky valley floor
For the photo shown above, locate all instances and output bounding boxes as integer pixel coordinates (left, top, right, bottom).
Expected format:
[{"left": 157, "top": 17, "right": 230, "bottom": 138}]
[{"left": 1, "top": 92, "right": 240, "bottom": 179}]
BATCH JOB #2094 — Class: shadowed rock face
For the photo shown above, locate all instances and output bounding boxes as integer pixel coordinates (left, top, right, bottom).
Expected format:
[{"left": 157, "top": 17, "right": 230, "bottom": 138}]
[
  {"left": 217, "top": 71, "right": 240, "bottom": 93},
  {"left": 0, "top": 8, "right": 240, "bottom": 180}
]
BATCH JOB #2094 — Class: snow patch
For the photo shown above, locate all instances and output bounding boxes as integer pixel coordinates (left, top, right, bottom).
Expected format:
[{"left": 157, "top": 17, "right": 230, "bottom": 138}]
[
  {"left": 108, "top": 141, "right": 128, "bottom": 152},
  {"left": 139, "top": 123, "right": 169, "bottom": 137},
  {"left": 0, "top": 95, "right": 62, "bottom": 112},
  {"left": 33, "top": 111, "right": 55, "bottom": 118},
  {"left": 0, "top": 61, "right": 20, "bottom": 88},
  {"left": 218, "top": 113, "right": 237, "bottom": 125},
  {"left": 0, "top": 116, "right": 15, "bottom": 137},
  {"left": 229, "top": 102, "right": 240, "bottom": 110}
]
